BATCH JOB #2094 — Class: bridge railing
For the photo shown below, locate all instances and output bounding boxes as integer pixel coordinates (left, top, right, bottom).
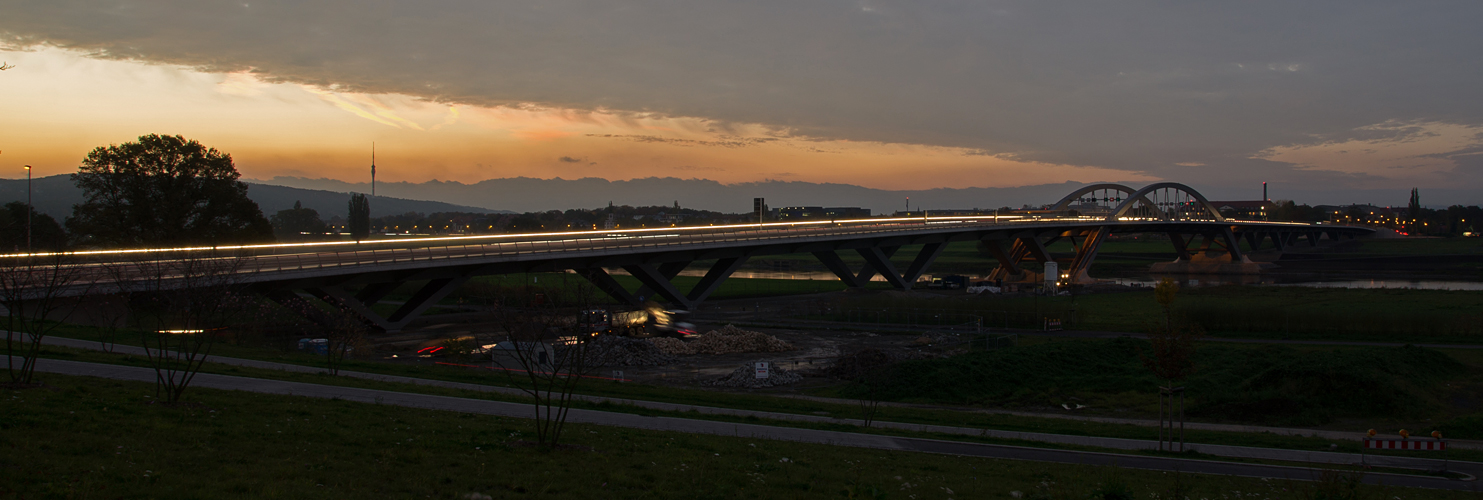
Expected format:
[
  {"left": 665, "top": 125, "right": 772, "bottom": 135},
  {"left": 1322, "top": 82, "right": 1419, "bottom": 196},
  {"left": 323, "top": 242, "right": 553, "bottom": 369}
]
[
  {"left": 236, "top": 217, "right": 1049, "bottom": 275},
  {"left": 50, "top": 216, "right": 1349, "bottom": 280}
]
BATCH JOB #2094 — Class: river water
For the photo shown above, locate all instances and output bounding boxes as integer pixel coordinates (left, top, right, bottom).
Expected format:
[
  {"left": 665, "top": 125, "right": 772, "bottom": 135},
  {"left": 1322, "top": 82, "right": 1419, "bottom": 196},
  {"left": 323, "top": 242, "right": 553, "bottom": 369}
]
[
  {"left": 607, "top": 268, "right": 1483, "bottom": 291},
  {"left": 1103, "top": 277, "right": 1483, "bottom": 291}
]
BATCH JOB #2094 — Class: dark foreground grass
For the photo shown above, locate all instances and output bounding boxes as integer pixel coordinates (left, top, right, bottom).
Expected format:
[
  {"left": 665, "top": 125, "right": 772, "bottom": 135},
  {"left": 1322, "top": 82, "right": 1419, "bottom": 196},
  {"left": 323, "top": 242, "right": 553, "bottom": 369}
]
[
  {"left": 31, "top": 340, "right": 1483, "bottom": 465},
  {"left": 826, "top": 285, "right": 1483, "bottom": 342},
  {"left": 1, "top": 374, "right": 1455, "bottom": 499},
  {"left": 852, "top": 338, "right": 1478, "bottom": 429}
]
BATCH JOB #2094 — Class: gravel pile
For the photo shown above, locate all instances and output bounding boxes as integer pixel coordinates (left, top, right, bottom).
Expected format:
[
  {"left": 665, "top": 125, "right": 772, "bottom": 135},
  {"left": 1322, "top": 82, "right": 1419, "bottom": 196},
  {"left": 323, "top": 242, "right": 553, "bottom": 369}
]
[
  {"left": 649, "top": 325, "right": 794, "bottom": 356},
  {"left": 706, "top": 360, "right": 803, "bottom": 388},
  {"left": 826, "top": 348, "right": 894, "bottom": 379},
  {"left": 913, "top": 331, "right": 965, "bottom": 345},
  {"left": 584, "top": 335, "right": 677, "bottom": 366},
  {"left": 648, "top": 337, "right": 690, "bottom": 356}
]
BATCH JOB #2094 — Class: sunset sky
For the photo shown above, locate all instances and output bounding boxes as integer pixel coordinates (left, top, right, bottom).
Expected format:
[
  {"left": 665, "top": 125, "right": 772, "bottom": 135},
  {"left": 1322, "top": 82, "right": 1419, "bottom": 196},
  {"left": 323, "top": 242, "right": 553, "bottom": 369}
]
[{"left": 3, "top": 1, "right": 1480, "bottom": 205}]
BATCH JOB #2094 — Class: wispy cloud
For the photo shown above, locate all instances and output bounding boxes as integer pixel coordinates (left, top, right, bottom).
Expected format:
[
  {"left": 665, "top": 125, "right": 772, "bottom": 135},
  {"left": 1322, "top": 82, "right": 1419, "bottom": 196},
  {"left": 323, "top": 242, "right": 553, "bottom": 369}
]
[
  {"left": 587, "top": 134, "right": 778, "bottom": 148},
  {"left": 303, "top": 87, "right": 403, "bottom": 128}
]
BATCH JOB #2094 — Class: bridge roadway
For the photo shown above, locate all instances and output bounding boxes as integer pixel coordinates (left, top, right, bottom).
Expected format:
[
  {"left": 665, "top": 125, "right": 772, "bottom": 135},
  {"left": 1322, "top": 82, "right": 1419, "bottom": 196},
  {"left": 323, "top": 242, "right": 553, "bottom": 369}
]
[{"left": 53, "top": 214, "right": 1370, "bottom": 332}]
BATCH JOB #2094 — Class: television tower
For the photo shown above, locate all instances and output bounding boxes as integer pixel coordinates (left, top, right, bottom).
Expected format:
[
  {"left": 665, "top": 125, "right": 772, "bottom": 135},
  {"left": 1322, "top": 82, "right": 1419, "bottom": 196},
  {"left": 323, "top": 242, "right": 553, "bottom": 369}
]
[{"left": 371, "top": 143, "right": 376, "bottom": 196}]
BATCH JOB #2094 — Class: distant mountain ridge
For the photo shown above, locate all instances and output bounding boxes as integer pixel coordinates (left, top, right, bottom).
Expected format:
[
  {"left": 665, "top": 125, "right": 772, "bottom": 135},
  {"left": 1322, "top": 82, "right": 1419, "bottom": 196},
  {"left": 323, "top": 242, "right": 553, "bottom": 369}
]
[
  {"left": 8, "top": 174, "right": 1437, "bottom": 222},
  {"left": 251, "top": 176, "right": 1114, "bottom": 214},
  {"left": 0, "top": 175, "right": 503, "bottom": 221}
]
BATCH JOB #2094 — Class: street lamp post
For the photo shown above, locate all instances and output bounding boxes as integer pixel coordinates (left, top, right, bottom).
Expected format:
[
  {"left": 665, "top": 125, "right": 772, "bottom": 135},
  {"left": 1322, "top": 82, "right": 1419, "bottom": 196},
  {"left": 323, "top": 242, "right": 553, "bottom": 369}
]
[{"left": 24, "top": 165, "right": 32, "bottom": 252}]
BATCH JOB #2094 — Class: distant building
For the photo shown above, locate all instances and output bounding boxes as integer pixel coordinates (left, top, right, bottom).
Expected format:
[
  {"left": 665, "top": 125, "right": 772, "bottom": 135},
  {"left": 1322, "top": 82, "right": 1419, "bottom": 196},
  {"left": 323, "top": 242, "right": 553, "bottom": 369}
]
[
  {"left": 777, "top": 206, "right": 870, "bottom": 220},
  {"left": 777, "top": 206, "right": 825, "bottom": 220},
  {"left": 893, "top": 208, "right": 990, "bottom": 217},
  {"left": 825, "top": 207, "right": 871, "bottom": 218},
  {"left": 1208, "top": 200, "right": 1274, "bottom": 220}
]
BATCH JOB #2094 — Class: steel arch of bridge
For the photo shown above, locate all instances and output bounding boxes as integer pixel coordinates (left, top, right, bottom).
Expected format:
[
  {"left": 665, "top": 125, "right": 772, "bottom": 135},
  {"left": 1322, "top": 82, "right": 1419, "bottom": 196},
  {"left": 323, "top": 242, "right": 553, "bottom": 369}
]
[
  {"left": 1105, "top": 182, "right": 1225, "bottom": 223},
  {"left": 1049, "top": 183, "right": 1167, "bottom": 219}
]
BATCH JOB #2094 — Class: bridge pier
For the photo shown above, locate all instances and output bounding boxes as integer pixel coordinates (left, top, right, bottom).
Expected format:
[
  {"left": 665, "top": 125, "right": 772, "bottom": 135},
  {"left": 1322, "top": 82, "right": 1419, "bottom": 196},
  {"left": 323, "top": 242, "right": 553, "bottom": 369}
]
[
  {"left": 573, "top": 256, "right": 753, "bottom": 311},
  {"left": 812, "top": 244, "right": 946, "bottom": 291},
  {"left": 1067, "top": 227, "right": 1110, "bottom": 284},
  {"left": 1150, "top": 227, "right": 1263, "bottom": 276}
]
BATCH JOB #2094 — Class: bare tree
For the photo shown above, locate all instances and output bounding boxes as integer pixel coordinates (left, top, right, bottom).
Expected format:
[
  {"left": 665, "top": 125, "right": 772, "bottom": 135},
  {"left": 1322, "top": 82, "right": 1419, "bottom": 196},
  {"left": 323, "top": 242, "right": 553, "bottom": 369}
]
[
  {"left": 1140, "top": 277, "right": 1200, "bottom": 452},
  {"left": 124, "top": 251, "right": 248, "bottom": 403},
  {"left": 323, "top": 307, "right": 368, "bottom": 376},
  {"left": 75, "top": 292, "right": 129, "bottom": 353},
  {"left": 0, "top": 252, "right": 83, "bottom": 384},
  {"left": 486, "top": 275, "right": 604, "bottom": 448},
  {"left": 837, "top": 349, "right": 892, "bottom": 428}
]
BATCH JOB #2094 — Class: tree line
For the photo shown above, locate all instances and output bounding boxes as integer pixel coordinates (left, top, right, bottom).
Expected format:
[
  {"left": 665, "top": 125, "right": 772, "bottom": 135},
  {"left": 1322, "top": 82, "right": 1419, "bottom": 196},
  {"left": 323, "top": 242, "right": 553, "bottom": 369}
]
[{"left": 5, "top": 134, "right": 765, "bottom": 250}]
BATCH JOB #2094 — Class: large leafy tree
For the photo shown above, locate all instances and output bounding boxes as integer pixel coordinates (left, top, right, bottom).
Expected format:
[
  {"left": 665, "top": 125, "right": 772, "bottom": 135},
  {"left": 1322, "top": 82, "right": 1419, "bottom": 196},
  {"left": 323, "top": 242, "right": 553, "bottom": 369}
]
[
  {"left": 270, "top": 201, "right": 328, "bottom": 241},
  {"left": 0, "top": 202, "right": 67, "bottom": 251},
  {"left": 67, "top": 134, "right": 273, "bottom": 247},
  {"left": 348, "top": 193, "right": 370, "bottom": 240}
]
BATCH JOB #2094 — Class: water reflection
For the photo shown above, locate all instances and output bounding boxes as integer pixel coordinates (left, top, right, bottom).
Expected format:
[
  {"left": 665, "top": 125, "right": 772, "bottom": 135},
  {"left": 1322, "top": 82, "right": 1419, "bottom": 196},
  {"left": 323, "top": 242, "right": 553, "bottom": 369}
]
[
  {"left": 1105, "top": 276, "right": 1483, "bottom": 291},
  {"left": 606, "top": 268, "right": 1483, "bottom": 290}
]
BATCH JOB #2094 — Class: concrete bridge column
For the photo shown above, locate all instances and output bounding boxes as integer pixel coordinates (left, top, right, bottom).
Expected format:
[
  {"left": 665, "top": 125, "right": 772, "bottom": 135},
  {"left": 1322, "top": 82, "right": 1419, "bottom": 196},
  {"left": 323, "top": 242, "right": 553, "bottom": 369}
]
[
  {"left": 574, "top": 268, "right": 641, "bottom": 307},
  {"left": 1067, "top": 227, "right": 1110, "bottom": 284}
]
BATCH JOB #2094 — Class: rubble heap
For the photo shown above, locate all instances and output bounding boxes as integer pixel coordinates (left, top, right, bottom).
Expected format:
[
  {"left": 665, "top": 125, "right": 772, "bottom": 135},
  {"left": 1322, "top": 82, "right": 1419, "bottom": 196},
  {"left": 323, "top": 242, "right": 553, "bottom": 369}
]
[
  {"left": 706, "top": 360, "right": 803, "bottom": 388},
  {"left": 648, "top": 325, "right": 794, "bottom": 355},
  {"left": 825, "top": 348, "right": 894, "bottom": 379},
  {"left": 584, "top": 335, "right": 678, "bottom": 366},
  {"left": 647, "top": 337, "right": 690, "bottom": 355}
]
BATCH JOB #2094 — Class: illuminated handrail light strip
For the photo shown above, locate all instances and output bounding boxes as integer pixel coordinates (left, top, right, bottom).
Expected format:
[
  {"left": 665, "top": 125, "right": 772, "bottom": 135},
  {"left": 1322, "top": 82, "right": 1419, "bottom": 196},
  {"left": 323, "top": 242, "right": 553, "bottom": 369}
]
[
  {"left": 5, "top": 214, "right": 1331, "bottom": 261},
  {"left": 7, "top": 215, "right": 1334, "bottom": 262},
  {"left": 0, "top": 214, "right": 1030, "bottom": 259}
]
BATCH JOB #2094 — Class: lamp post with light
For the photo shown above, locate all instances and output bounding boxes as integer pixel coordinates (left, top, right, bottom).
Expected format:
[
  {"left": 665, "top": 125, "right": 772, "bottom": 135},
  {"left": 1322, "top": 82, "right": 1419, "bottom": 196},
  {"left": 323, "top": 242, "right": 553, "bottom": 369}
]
[{"left": 24, "top": 164, "right": 32, "bottom": 252}]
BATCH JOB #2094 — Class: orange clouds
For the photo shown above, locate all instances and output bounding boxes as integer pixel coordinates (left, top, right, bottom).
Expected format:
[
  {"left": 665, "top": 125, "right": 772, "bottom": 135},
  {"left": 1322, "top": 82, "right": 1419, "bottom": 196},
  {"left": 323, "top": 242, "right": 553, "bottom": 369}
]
[{"left": 1, "top": 47, "right": 1149, "bottom": 190}]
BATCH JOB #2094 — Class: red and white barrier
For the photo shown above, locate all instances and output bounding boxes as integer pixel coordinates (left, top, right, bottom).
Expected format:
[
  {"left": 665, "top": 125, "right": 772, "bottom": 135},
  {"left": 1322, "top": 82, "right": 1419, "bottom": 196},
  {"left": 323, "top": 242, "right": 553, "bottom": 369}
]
[{"left": 1363, "top": 438, "right": 1446, "bottom": 450}]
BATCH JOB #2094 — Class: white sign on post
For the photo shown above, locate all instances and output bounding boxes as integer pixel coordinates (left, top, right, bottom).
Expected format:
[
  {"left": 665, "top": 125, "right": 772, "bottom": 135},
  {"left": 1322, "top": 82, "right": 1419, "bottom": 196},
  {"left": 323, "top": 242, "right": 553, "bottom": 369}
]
[
  {"left": 1044, "top": 261, "right": 1059, "bottom": 288},
  {"left": 754, "top": 361, "right": 770, "bottom": 379}
]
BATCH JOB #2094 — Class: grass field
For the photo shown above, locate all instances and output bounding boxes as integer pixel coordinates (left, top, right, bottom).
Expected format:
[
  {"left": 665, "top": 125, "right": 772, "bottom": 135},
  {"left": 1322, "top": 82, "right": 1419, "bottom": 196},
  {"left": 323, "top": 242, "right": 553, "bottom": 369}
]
[
  {"left": 850, "top": 337, "right": 1474, "bottom": 428},
  {"left": 818, "top": 285, "right": 1483, "bottom": 342},
  {"left": 4, "top": 373, "right": 1460, "bottom": 499},
  {"left": 34, "top": 324, "right": 1483, "bottom": 463}
]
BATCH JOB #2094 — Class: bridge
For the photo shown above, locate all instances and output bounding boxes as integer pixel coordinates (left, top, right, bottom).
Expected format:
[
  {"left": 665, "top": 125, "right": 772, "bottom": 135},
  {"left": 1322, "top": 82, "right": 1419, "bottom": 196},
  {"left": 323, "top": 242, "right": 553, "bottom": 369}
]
[{"left": 13, "top": 182, "right": 1371, "bottom": 332}]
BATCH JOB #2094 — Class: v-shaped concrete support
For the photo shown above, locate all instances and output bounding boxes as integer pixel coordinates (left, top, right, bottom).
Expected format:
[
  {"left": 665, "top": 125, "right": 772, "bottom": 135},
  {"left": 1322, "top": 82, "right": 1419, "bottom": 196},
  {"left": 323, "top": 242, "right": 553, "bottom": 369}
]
[
  {"left": 306, "top": 285, "right": 395, "bottom": 332},
  {"left": 813, "top": 251, "right": 864, "bottom": 288},
  {"left": 856, "top": 247, "right": 907, "bottom": 289},
  {"left": 686, "top": 257, "right": 750, "bottom": 304},
  {"left": 633, "top": 261, "right": 689, "bottom": 300},
  {"left": 574, "top": 268, "right": 640, "bottom": 307},
  {"left": 1068, "top": 227, "right": 1110, "bottom": 284},
  {"left": 900, "top": 242, "right": 947, "bottom": 286},
  {"left": 302, "top": 274, "right": 471, "bottom": 332},
  {"left": 854, "top": 246, "right": 899, "bottom": 284},
  {"left": 623, "top": 264, "right": 694, "bottom": 309}
]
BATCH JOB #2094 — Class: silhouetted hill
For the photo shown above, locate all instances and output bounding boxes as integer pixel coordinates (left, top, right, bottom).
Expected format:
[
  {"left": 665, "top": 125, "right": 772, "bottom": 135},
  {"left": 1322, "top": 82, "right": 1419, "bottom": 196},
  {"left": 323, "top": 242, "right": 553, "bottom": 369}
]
[
  {"left": 0, "top": 175, "right": 503, "bottom": 221},
  {"left": 251, "top": 176, "right": 1103, "bottom": 214}
]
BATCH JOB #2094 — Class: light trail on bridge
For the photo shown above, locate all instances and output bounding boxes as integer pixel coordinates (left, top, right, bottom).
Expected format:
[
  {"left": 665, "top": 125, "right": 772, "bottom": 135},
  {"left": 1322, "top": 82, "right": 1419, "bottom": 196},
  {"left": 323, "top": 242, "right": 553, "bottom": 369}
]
[{"left": 0, "top": 213, "right": 1039, "bottom": 260}]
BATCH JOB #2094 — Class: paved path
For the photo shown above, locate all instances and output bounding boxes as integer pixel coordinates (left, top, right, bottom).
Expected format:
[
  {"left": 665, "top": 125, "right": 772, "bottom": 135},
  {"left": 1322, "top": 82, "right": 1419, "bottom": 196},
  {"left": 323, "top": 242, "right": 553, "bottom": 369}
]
[
  {"left": 30, "top": 357, "right": 1479, "bottom": 491},
  {"left": 42, "top": 336, "right": 1478, "bottom": 461},
  {"left": 777, "top": 394, "right": 1483, "bottom": 451},
  {"left": 722, "top": 317, "right": 1483, "bottom": 350}
]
